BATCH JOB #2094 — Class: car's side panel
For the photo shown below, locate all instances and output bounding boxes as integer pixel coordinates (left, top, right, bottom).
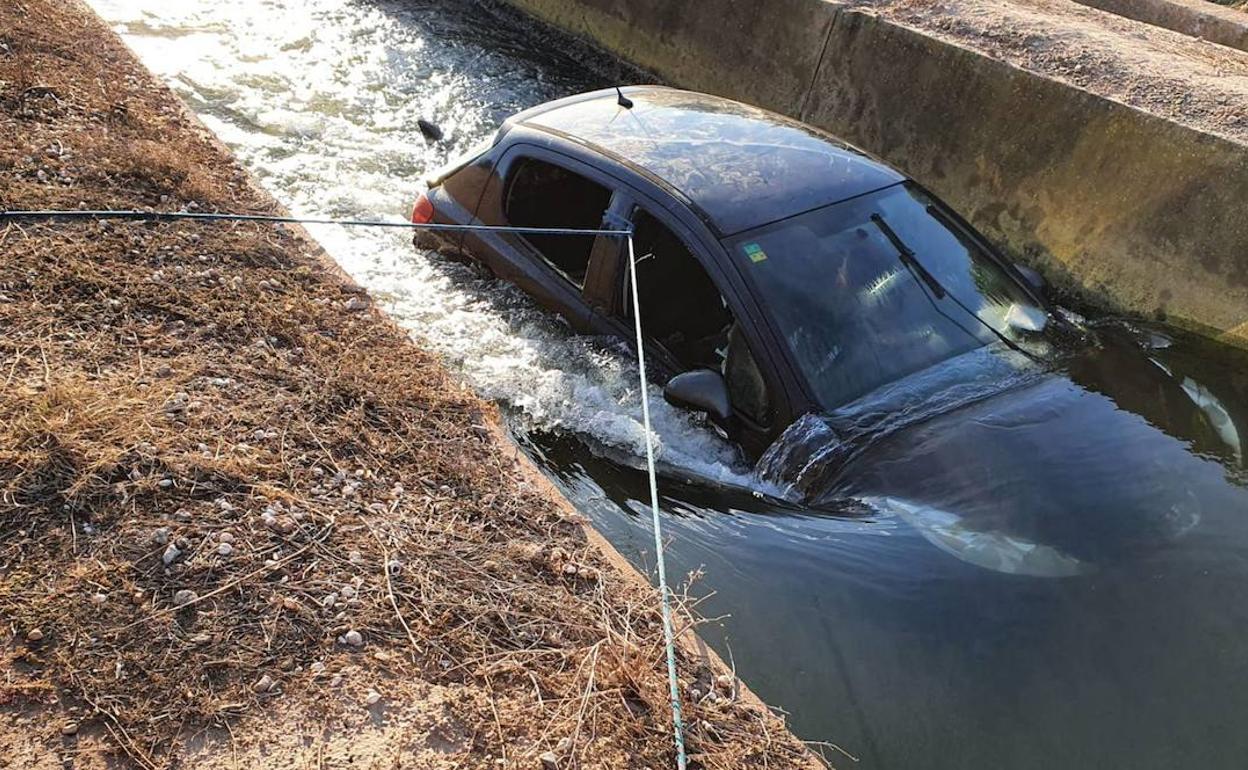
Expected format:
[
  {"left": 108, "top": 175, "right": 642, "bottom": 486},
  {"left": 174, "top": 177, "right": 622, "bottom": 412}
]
[{"left": 418, "top": 185, "right": 477, "bottom": 255}]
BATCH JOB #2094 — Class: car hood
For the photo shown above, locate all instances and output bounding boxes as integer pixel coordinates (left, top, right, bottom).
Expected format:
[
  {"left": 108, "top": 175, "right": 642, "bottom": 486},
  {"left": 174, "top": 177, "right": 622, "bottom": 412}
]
[{"left": 756, "top": 324, "right": 1248, "bottom": 576}]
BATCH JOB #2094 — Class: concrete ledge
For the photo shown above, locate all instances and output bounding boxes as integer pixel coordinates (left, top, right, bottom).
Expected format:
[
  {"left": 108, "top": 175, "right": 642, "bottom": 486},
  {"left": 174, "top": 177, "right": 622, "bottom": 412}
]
[
  {"left": 1072, "top": 0, "right": 1248, "bottom": 53},
  {"left": 505, "top": 0, "right": 1248, "bottom": 347}
]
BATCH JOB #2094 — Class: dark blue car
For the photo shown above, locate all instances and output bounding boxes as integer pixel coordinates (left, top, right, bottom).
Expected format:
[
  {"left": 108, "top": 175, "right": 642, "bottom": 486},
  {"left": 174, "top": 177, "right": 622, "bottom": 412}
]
[{"left": 416, "top": 86, "right": 1247, "bottom": 576}]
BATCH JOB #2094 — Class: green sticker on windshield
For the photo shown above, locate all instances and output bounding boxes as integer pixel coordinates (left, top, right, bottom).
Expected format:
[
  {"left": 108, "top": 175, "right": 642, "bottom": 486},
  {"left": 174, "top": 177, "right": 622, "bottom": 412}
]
[{"left": 743, "top": 242, "right": 768, "bottom": 263}]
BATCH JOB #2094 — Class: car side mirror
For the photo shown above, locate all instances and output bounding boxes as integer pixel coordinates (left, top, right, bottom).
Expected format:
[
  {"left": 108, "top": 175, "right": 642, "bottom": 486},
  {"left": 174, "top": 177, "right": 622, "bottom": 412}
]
[
  {"left": 663, "top": 370, "right": 732, "bottom": 421},
  {"left": 1013, "top": 262, "right": 1048, "bottom": 296}
]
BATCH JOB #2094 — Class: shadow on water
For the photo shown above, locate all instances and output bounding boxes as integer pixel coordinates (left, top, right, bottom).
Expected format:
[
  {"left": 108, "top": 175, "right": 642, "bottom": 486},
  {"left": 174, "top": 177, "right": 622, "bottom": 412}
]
[{"left": 88, "top": 0, "right": 1248, "bottom": 767}]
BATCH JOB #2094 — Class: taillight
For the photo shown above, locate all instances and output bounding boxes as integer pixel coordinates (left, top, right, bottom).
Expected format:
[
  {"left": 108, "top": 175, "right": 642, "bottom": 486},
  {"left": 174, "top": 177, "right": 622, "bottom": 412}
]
[{"left": 411, "top": 192, "right": 435, "bottom": 224}]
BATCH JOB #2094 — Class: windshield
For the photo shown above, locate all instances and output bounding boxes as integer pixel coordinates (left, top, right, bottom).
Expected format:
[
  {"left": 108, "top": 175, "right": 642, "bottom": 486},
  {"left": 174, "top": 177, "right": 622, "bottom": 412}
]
[{"left": 729, "top": 183, "right": 1045, "bottom": 409}]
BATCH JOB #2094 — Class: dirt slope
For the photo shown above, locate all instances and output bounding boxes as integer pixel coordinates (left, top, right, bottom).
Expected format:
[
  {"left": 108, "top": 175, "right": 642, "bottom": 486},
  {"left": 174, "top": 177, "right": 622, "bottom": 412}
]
[{"left": 0, "top": 1, "right": 815, "bottom": 767}]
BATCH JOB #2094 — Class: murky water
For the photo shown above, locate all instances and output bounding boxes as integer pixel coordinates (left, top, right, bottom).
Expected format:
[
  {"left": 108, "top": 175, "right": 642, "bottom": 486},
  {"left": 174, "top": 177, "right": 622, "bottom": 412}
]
[{"left": 88, "top": 1, "right": 1248, "bottom": 767}]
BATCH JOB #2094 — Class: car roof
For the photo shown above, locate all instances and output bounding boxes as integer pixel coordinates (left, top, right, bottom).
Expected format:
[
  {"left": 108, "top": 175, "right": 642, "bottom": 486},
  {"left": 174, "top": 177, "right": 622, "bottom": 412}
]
[{"left": 514, "top": 86, "right": 905, "bottom": 236}]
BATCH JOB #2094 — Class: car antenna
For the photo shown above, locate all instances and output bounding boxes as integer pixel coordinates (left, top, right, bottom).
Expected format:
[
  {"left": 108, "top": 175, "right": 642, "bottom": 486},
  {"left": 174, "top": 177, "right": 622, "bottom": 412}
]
[{"left": 615, "top": 86, "right": 633, "bottom": 109}]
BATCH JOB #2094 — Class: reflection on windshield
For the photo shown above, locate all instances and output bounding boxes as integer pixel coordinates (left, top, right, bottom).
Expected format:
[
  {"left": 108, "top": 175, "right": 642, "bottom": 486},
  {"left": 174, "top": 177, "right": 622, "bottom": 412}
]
[{"left": 730, "top": 183, "right": 1044, "bottom": 409}]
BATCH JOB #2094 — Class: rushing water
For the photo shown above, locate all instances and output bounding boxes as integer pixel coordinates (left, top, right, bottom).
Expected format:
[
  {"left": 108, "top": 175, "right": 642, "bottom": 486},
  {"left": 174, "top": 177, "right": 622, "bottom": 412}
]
[{"left": 88, "top": 1, "right": 1248, "bottom": 767}]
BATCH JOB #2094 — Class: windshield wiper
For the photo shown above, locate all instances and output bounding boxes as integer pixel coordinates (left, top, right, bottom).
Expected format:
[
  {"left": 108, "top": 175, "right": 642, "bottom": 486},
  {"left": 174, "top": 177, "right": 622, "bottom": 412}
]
[
  {"left": 869, "top": 213, "right": 946, "bottom": 299},
  {"left": 868, "top": 212, "right": 1045, "bottom": 363}
]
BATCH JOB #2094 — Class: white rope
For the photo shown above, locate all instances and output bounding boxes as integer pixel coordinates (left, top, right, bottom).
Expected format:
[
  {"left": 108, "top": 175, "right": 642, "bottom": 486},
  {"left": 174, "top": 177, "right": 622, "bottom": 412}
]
[{"left": 626, "top": 234, "right": 688, "bottom": 769}]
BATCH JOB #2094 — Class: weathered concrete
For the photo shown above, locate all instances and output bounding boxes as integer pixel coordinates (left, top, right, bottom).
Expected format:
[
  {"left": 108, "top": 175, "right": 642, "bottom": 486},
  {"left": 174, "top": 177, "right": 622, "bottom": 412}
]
[
  {"left": 500, "top": 0, "right": 840, "bottom": 115},
  {"left": 505, "top": 0, "right": 1248, "bottom": 346},
  {"left": 1072, "top": 0, "right": 1248, "bottom": 53},
  {"left": 802, "top": 9, "right": 1248, "bottom": 343}
]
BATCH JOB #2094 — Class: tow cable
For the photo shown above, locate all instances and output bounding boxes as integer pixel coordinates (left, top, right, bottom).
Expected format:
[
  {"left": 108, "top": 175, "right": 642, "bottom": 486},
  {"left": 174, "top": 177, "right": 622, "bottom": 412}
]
[{"left": 0, "top": 207, "right": 689, "bottom": 770}]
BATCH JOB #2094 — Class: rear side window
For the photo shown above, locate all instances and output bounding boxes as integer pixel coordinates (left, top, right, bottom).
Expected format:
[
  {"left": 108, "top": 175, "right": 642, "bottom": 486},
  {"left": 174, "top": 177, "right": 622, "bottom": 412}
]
[{"left": 504, "top": 157, "right": 611, "bottom": 287}]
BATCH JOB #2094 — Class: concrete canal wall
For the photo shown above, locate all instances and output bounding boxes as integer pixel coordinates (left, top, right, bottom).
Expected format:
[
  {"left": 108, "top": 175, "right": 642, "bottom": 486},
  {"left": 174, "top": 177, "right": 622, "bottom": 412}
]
[{"left": 505, "top": 0, "right": 1248, "bottom": 346}]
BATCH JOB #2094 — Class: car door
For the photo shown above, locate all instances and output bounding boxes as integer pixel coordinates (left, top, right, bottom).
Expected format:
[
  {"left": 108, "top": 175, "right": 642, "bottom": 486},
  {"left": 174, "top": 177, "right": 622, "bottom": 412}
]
[
  {"left": 467, "top": 143, "right": 625, "bottom": 334},
  {"left": 588, "top": 190, "right": 791, "bottom": 456}
]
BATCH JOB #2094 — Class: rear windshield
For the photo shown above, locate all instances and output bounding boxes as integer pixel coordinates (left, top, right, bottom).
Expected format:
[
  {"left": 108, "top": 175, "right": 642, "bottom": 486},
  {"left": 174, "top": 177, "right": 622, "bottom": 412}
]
[{"left": 727, "top": 183, "right": 1043, "bottom": 409}]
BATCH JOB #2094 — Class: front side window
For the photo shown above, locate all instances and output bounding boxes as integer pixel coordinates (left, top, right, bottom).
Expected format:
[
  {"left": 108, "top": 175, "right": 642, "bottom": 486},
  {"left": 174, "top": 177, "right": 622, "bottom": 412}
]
[
  {"left": 728, "top": 183, "right": 1044, "bottom": 410},
  {"left": 622, "top": 208, "right": 773, "bottom": 425},
  {"left": 623, "top": 209, "right": 733, "bottom": 371},
  {"left": 504, "top": 157, "right": 611, "bottom": 287}
]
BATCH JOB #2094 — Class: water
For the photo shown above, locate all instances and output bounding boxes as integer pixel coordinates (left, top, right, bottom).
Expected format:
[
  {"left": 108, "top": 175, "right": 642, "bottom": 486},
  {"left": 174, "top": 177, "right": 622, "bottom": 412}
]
[{"left": 87, "top": 1, "right": 1248, "bottom": 767}]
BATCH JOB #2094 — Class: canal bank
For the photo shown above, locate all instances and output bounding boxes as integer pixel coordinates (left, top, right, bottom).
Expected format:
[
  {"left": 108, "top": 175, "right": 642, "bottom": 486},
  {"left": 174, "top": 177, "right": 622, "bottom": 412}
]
[
  {"left": 0, "top": 1, "right": 815, "bottom": 767},
  {"left": 502, "top": 0, "right": 1248, "bottom": 347}
]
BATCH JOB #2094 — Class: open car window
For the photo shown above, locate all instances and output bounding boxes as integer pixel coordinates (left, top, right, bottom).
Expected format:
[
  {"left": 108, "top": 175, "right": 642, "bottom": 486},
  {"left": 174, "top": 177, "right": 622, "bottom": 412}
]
[
  {"left": 622, "top": 208, "right": 733, "bottom": 372},
  {"left": 504, "top": 157, "right": 611, "bottom": 287},
  {"left": 620, "top": 208, "right": 773, "bottom": 425}
]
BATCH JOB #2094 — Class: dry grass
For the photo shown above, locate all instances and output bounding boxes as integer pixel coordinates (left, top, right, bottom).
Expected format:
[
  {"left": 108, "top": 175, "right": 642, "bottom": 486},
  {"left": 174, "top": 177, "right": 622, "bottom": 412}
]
[{"left": 0, "top": 1, "right": 815, "bottom": 767}]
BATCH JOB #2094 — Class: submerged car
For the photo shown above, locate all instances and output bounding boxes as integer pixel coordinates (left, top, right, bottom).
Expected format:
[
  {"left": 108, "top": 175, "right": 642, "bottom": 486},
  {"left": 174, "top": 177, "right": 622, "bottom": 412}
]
[{"left": 415, "top": 86, "right": 1248, "bottom": 575}]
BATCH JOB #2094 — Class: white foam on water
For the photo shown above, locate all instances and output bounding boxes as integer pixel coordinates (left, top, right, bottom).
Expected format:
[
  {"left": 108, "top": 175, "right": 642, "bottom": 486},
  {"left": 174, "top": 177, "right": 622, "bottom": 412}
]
[{"left": 88, "top": 0, "right": 756, "bottom": 486}]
